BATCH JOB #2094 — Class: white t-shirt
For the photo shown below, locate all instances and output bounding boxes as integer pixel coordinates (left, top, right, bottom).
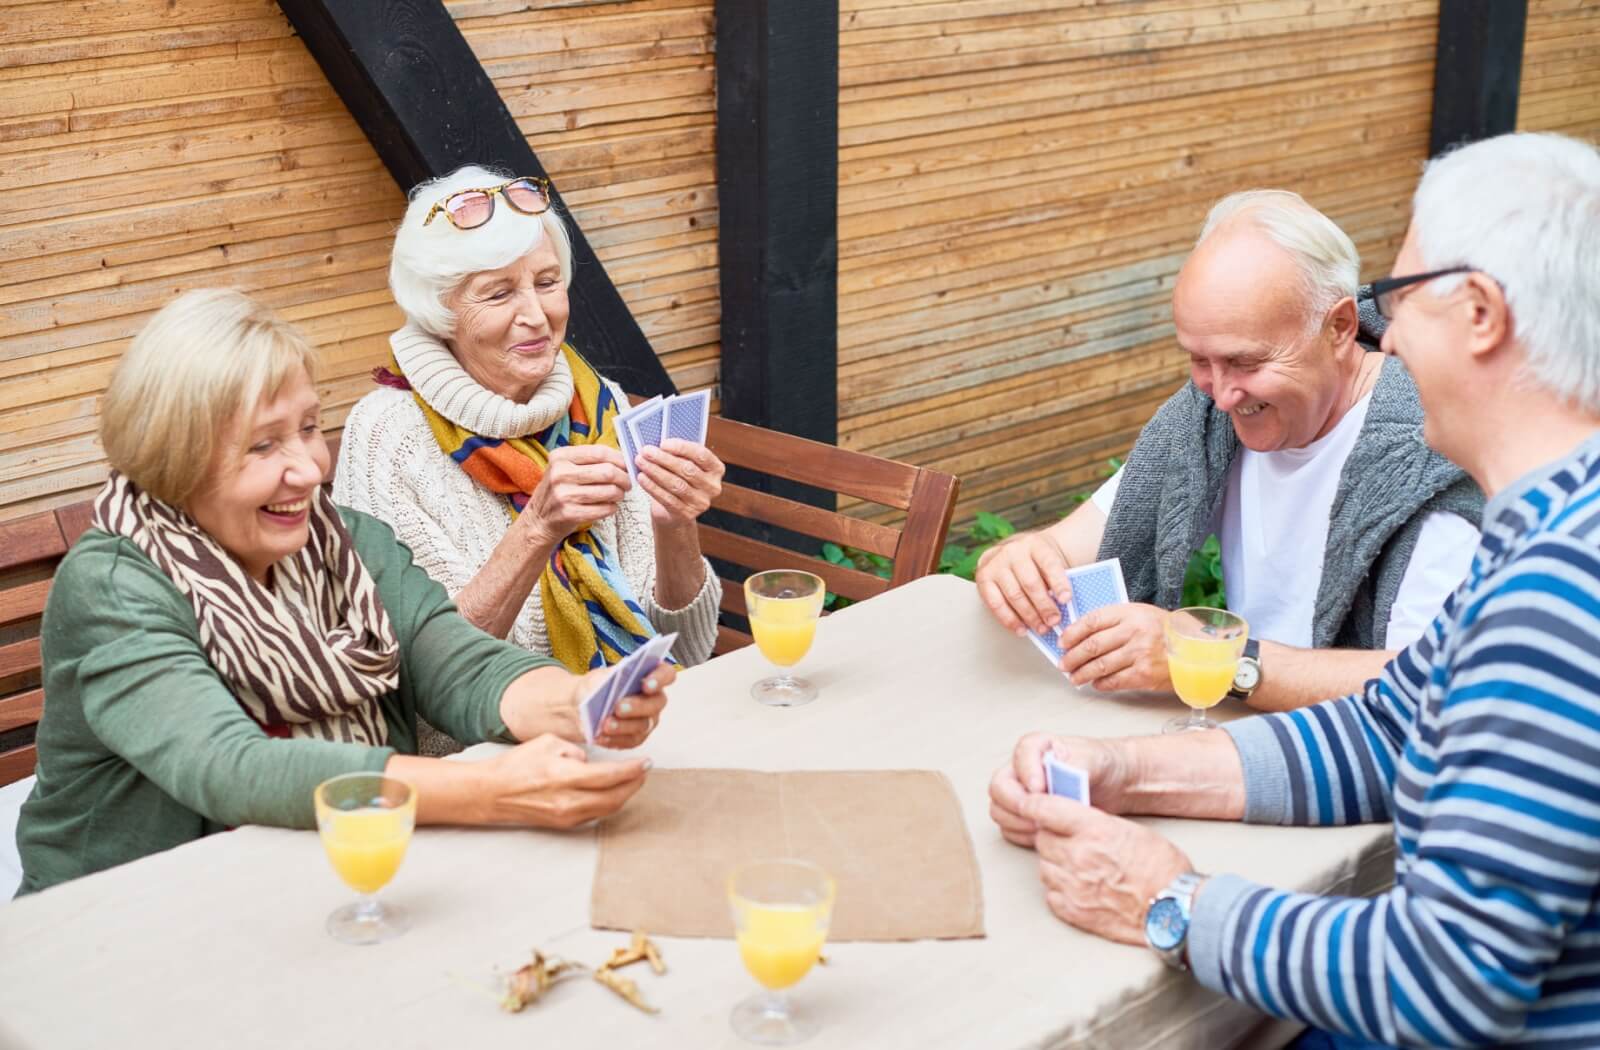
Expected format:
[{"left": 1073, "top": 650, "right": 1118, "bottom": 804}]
[{"left": 1091, "top": 395, "right": 1479, "bottom": 649}]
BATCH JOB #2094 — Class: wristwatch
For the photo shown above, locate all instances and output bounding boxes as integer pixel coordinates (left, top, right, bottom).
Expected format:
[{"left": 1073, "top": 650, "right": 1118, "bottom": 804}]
[
  {"left": 1145, "top": 871, "right": 1205, "bottom": 970},
  {"left": 1228, "top": 638, "right": 1262, "bottom": 702}
]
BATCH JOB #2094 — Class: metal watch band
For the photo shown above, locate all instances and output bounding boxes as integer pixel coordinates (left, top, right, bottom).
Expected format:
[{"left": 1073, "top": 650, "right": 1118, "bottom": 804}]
[{"left": 1150, "top": 871, "right": 1204, "bottom": 970}]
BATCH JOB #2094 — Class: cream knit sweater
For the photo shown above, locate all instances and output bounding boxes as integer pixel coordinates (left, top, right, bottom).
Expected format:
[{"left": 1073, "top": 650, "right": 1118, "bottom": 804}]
[{"left": 333, "top": 326, "right": 720, "bottom": 671}]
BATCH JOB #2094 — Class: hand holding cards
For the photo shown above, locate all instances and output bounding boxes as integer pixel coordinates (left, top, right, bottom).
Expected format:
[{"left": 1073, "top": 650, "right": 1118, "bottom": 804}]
[
  {"left": 1043, "top": 750, "right": 1090, "bottom": 805},
  {"left": 615, "top": 391, "right": 711, "bottom": 481},
  {"left": 1026, "top": 557, "right": 1130, "bottom": 668},
  {"left": 579, "top": 632, "right": 678, "bottom": 745}
]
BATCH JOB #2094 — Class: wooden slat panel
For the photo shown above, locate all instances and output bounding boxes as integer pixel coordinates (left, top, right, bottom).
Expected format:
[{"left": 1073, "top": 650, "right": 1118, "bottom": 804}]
[
  {"left": 1520, "top": 0, "right": 1600, "bottom": 142},
  {"left": 712, "top": 481, "right": 901, "bottom": 557},
  {"left": 0, "top": 689, "right": 43, "bottom": 734},
  {"left": 0, "top": 637, "right": 41, "bottom": 682},
  {"left": 719, "top": 578, "right": 747, "bottom": 618},
  {"left": 697, "top": 525, "right": 889, "bottom": 603},
  {"left": 0, "top": 578, "right": 50, "bottom": 629},
  {"left": 714, "top": 625, "right": 752, "bottom": 655},
  {"left": 0, "top": 745, "right": 38, "bottom": 788}
]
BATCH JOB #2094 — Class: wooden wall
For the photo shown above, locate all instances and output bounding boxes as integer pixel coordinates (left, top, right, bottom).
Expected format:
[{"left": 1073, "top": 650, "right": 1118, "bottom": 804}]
[
  {"left": 1520, "top": 0, "right": 1600, "bottom": 140},
  {"left": 0, "top": 0, "right": 715, "bottom": 522},
  {"left": 835, "top": 0, "right": 1441, "bottom": 531}
]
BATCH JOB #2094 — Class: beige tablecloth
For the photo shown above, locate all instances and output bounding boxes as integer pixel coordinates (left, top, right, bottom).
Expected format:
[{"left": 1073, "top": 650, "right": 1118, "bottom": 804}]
[{"left": 0, "top": 575, "right": 1393, "bottom": 1049}]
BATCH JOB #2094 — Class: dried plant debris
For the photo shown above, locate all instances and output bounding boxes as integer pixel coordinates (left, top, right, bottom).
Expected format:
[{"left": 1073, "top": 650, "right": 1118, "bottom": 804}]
[{"left": 496, "top": 931, "right": 666, "bottom": 1016}]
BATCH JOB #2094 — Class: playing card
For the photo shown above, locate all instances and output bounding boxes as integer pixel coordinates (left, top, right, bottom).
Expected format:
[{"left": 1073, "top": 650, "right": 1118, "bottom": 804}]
[
  {"left": 625, "top": 401, "right": 667, "bottom": 458},
  {"left": 663, "top": 389, "right": 710, "bottom": 445},
  {"left": 578, "top": 632, "right": 679, "bottom": 744},
  {"left": 614, "top": 396, "right": 661, "bottom": 481},
  {"left": 1064, "top": 558, "right": 1128, "bottom": 622},
  {"left": 1043, "top": 750, "right": 1090, "bottom": 805}
]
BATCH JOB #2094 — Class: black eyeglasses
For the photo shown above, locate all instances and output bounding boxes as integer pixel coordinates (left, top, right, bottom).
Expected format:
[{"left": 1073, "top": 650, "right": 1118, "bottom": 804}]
[{"left": 1361, "top": 267, "right": 1474, "bottom": 320}]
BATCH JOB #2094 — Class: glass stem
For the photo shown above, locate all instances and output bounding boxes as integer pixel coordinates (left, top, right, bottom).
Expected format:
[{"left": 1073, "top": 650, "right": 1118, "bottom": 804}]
[
  {"left": 353, "top": 893, "right": 382, "bottom": 923},
  {"left": 1189, "top": 707, "right": 1208, "bottom": 729},
  {"left": 759, "top": 989, "right": 791, "bottom": 1020}
]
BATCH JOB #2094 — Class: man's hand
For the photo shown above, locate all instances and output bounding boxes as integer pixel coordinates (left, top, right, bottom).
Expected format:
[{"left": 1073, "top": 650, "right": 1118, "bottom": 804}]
[
  {"left": 975, "top": 531, "right": 1072, "bottom": 635},
  {"left": 1020, "top": 793, "right": 1194, "bottom": 946},
  {"left": 989, "top": 733, "right": 1141, "bottom": 848},
  {"left": 1056, "top": 602, "right": 1172, "bottom": 692}
]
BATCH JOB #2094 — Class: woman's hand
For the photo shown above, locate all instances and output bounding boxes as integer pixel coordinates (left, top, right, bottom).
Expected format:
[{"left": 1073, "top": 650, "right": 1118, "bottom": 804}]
[
  {"left": 575, "top": 660, "right": 675, "bottom": 750},
  {"left": 522, "top": 445, "right": 631, "bottom": 545},
  {"left": 635, "top": 439, "right": 724, "bottom": 529},
  {"left": 481, "top": 735, "right": 652, "bottom": 829}
]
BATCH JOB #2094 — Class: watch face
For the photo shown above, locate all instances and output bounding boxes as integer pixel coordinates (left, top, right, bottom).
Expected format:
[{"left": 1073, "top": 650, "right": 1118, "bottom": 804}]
[
  {"left": 1233, "top": 659, "right": 1261, "bottom": 691},
  {"left": 1145, "top": 897, "right": 1187, "bottom": 952}
]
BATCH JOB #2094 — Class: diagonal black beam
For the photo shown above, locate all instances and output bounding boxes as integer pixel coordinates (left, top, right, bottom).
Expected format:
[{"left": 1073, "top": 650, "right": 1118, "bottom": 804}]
[
  {"left": 276, "top": 0, "right": 674, "bottom": 397},
  {"left": 1430, "top": 0, "right": 1528, "bottom": 157}
]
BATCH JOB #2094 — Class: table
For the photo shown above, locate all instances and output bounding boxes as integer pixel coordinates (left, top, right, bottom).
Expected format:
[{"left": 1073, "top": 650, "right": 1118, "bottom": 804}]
[{"left": 0, "top": 575, "right": 1393, "bottom": 1049}]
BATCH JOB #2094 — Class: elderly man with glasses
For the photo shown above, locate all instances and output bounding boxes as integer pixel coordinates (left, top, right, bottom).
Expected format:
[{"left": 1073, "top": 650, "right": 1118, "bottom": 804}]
[
  {"left": 977, "top": 189, "right": 1483, "bottom": 712},
  {"left": 991, "top": 131, "right": 1600, "bottom": 1048}
]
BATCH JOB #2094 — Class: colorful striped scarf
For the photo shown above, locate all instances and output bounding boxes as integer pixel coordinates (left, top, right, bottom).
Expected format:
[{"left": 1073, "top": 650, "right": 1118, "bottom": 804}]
[{"left": 397, "top": 345, "right": 661, "bottom": 672}]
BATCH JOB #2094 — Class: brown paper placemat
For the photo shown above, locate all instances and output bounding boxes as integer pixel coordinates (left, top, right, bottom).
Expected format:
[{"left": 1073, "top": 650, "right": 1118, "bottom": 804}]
[{"left": 590, "top": 769, "right": 985, "bottom": 942}]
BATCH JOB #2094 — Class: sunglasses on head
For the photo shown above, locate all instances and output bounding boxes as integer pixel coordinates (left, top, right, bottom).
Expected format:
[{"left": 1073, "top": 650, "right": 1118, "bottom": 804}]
[{"left": 422, "top": 176, "right": 552, "bottom": 230}]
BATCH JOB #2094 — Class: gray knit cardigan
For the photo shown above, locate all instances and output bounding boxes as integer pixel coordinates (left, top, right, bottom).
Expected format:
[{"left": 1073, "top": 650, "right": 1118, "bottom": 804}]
[{"left": 1096, "top": 355, "right": 1484, "bottom": 650}]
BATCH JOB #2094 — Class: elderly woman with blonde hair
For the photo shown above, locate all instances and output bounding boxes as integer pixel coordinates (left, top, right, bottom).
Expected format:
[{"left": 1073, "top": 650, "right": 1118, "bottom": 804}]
[
  {"left": 13, "top": 290, "right": 671, "bottom": 896},
  {"left": 335, "top": 168, "right": 723, "bottom": 754}
]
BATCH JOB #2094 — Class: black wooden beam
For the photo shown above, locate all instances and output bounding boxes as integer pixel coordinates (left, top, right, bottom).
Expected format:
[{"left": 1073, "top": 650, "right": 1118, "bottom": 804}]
[
  {"left": 715, "top": 0, "right": 839, "bottom": 449},
  {"left": 275, "top": 0, "right": 674, "bottom": 397},
  {"left": 1429, "top": 0, "right": 1528, "bottom": 157}
]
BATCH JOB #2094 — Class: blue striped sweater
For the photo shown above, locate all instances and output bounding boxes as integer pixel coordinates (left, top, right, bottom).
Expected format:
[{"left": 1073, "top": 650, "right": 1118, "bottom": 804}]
[{"left": 1189, "top": 432, "right": 1600, "bottom": 1048}]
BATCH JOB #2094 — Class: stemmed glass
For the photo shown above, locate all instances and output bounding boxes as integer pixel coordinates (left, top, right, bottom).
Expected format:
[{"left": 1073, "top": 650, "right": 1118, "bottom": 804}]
[
  {"left": 728, "top": 859, "right": 836, "bottom": 1045},
  {"left": 1164, "top": 607, "right": 1249, "bottom": 733},
  {"left": 744, "top": 570, "right": 825, "bottom": 706},
  {"left": 314, "top": 772, "right": 416, "bottom": 945}
]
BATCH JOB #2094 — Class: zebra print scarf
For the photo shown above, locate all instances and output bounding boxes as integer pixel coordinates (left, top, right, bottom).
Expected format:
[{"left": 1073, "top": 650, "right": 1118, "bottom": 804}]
[{"left": 92, "top": 471, "right": 400, "bottom": 746}]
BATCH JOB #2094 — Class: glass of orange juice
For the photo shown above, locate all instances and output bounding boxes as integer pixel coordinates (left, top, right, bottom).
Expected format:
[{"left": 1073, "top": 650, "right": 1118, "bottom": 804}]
[
  {"left": 728, "top": 859, "right": 835, "bottom": 1045},
  {"left": 744, "top": 570, "right": 825, "bottom": 707},
  {"left": 314, "top": 772, "right": 416, "bottom": 945},
  {"left": 1164, "top": 607, "right": 1248, "bottom": 734}
]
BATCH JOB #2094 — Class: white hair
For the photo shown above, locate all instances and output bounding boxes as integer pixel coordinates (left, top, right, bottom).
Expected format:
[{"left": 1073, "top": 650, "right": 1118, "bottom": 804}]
[
  {"left": 1412, "top": 132, "right": 1600, "bottom": 412},
  {"left": 389, "top": 164, "right": 574, "bottom": 339},
  {"left": 1197, "top": 189, "right": 1361, "bottom": 327}
]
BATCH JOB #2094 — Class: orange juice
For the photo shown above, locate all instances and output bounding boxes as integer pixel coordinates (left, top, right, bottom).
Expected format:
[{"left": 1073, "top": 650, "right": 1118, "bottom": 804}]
[
  {"left": 737, "top": 905, "right": 827, "bottom": 990},
  {"left": 320, "top": 808, "right": 412, "bottom": 895},
  {"left": 749, "top": 601, "right": 818, "bottom": 667},
  {"left": 1166, "top": 633, "right": 1240, "bottom": 710}
]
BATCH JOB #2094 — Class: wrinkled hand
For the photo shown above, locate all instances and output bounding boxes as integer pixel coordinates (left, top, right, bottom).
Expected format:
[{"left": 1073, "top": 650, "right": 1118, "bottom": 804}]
[
  {"left": 636, "top": 439, "right": 724, "bottom": 528},
  {"left": 483, "top": 734, "right": 652, "bottom": 829},
  {"left": 574, "top": 661, "right": 676, "bottom": 750},
  {"left": 989, "top": 732, "right": 1140, "bottom": 848},
  {"left": 524, "top": 445, "right": 631, "bottom": 543},
  {"left": 1056, "top": 602, "right": 1172, "bottom": 692},
  {"left": 975, "top": 530, "right": 1071, "bottom": 636},
  {"left": 1021, "top": 793, "right": 1193, "bottom": 946}
]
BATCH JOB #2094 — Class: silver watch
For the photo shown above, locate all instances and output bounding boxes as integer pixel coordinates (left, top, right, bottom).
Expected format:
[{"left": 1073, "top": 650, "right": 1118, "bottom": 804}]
[{"left": 1144, "top": 872, "right": 1204, "bottom": 970}]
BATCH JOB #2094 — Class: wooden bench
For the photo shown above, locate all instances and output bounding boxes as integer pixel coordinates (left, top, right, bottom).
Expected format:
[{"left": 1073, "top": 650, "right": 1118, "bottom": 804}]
[{"left": 0, "top": 422, "right": 958, "bottom": 786}]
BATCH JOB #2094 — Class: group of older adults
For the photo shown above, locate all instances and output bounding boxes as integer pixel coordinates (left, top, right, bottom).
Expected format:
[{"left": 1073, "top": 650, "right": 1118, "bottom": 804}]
[{"left": 10, "top": 130, "right": 1600, "bottom": 1047}]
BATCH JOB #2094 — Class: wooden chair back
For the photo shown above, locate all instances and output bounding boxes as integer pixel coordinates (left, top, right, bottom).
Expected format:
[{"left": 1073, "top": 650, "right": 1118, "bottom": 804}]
[
  {"left": 698, "top": 415, "right": 959, "bottom": 654},
  {"left": 0, "top": 505, "right": 94, "bottom": 786}
]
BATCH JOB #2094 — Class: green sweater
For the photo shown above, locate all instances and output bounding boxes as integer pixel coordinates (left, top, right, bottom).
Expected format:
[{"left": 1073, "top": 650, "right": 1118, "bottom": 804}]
[{"left": 15, "top": 508, "right": 555, "bottom": 896}]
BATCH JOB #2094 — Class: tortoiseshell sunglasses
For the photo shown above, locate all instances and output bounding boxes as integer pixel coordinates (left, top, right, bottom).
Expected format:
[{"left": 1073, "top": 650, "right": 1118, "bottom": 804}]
[{"left": 422, "top": 176, "right": 552, "bottom": 229}]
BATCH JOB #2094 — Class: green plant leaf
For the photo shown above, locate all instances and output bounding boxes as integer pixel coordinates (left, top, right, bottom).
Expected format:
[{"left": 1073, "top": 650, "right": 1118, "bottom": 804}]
[{"left": 820, "top": 542, "right": 846, "bottom": 564}]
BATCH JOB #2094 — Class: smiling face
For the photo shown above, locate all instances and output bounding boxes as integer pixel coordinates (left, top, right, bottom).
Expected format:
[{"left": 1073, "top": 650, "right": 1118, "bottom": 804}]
[
  {"left": 185, "top": 366, "right": 329, "bottom": 585},
  {"left": 1172, "top": 227, "right": 1360, "bottom": 452},
  {"left": 444, "top": 239, "right": 571, "bottom": 403}
]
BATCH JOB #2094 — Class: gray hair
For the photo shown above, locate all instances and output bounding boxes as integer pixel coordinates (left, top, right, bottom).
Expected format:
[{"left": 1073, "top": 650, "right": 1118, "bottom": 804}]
[
  {"left": 389, "top": 165, "right": 573, "bottom": 339},
  {"left": 1197, "top": 189, "right": 1361, "bottom": 327},
  {"left": 1412, "top": 132, "right": 1600, "bottom": 412}
]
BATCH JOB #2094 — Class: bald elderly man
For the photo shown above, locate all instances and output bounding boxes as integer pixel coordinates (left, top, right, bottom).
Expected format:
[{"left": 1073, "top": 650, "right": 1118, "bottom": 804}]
[{"left": 977, "top": 191, "right": 1482, "bottom": 711}]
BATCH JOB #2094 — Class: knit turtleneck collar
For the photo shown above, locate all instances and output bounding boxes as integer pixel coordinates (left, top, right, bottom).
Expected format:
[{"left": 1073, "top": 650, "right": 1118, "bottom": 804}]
[{"left": 389, "top": 323, "right": 574, "bottom": 439}]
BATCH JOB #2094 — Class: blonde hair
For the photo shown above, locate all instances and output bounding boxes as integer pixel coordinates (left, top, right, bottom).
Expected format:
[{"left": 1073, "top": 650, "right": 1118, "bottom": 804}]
[
  {"left": 389, "top": 164, "right": 574, "bottom": 339},
  {"left": 100, "top": 290, "right": 320, "bottom": 506}
]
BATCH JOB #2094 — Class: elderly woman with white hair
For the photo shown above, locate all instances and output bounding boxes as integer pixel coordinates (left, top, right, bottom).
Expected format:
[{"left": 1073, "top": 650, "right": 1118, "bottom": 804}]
[
  {"left": 335, "top": 168, "right": 721, "bottom": 753},
  {"left": 976, "top": 189, "right": 1483, "bottom": 713},
  {"left": 14, "top": 290, "right": 671, "bottom": 896}
]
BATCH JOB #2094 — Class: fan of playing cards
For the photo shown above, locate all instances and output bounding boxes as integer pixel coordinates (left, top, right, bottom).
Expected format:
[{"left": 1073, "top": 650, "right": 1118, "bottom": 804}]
[
  {"left": 579, "top": 633, "right": 679, "bottom": 745},
  {"left": 1026, "top": 557, "right": 1130, "bottom": 667},
  {"left": 615, "top": 391, "right": 712, "bottom": 480}
]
